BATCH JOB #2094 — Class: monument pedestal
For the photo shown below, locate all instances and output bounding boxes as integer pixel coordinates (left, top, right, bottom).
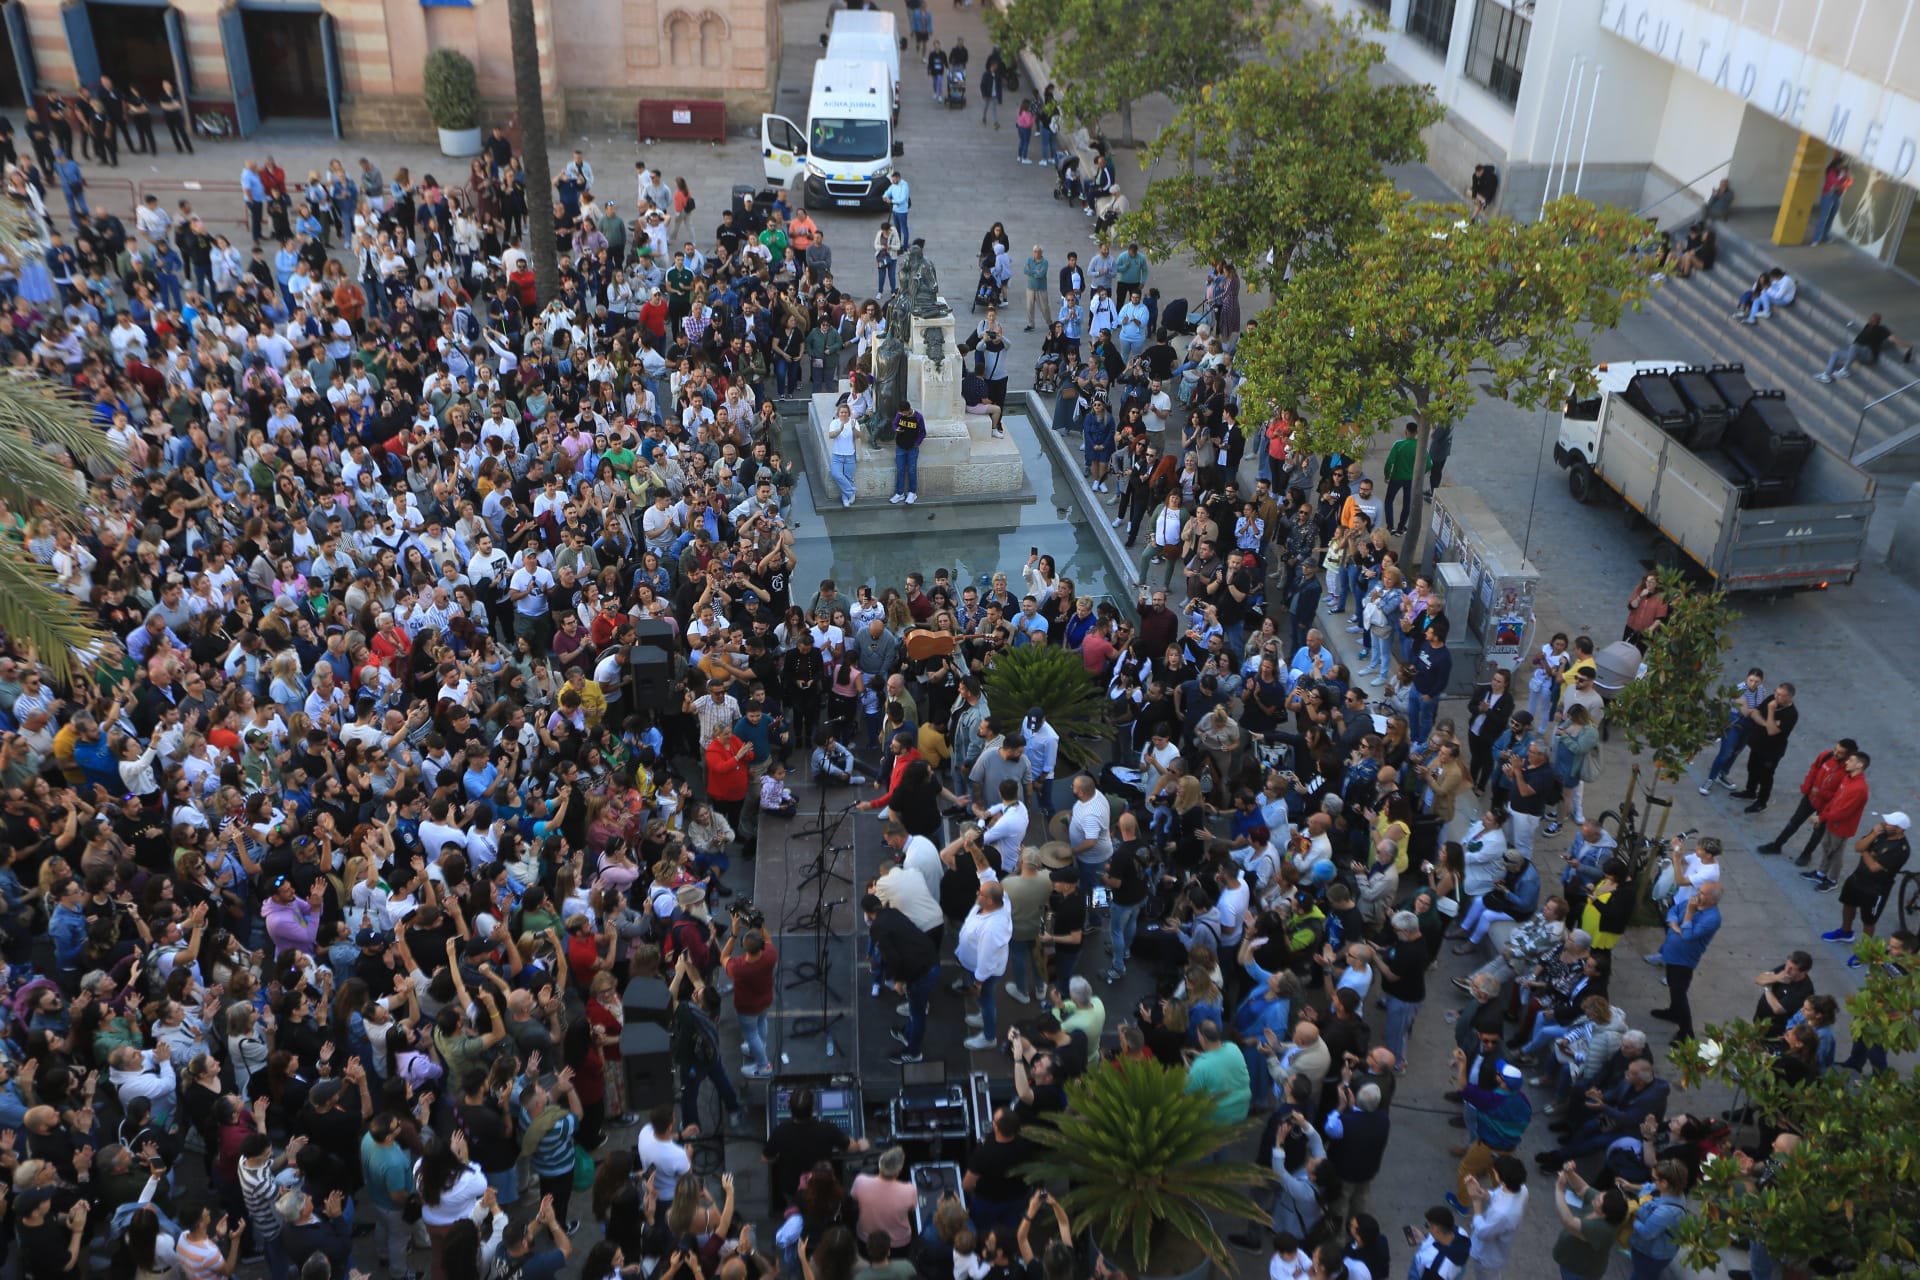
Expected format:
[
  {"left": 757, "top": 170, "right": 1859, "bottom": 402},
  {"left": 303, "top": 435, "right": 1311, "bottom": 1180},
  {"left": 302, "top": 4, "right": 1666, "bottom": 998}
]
[{"left": 797, "top": 294, "right": 1026, "bottom": 506}]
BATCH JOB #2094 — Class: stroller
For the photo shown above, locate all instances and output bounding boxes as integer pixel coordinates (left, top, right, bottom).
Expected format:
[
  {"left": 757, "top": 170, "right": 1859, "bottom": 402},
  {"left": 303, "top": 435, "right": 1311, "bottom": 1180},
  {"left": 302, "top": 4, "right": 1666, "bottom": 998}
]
[
  {"left": 971, "top": 266, "right": 1001, "bottom": 312},
  {"left": 946, "top": 65, "right": 968, "bottom": 108},
  {"left": 1052, "top": 152, "right": 1083, "bottom": 203}
]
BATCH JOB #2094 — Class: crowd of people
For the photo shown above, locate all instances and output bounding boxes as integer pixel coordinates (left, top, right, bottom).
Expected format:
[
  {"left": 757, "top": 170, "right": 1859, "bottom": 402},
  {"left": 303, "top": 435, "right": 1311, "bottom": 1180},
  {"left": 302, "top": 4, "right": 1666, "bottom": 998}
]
[{"left": 0, "top": 27, "right": 1907, "bottom": 1280}]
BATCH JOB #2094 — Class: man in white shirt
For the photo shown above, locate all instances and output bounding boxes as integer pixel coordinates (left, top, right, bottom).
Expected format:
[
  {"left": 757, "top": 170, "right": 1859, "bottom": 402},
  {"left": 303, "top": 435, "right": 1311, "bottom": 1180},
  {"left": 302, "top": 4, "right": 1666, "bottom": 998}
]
[
  {"left": 507, "top": 548, "right": 556, "bottom": 654},
  {"left": 979, "top": 779, "right": 1030, "bottom": 874},
  {"left": 1068, "top": 773, "right": 1113, "bottom": 894},
  {"left": 876, "top": 824, "right": 946, "bottom": 935},
  {"left": 635, "top": 1111, "right": 693, "bottom": 1203},
  {"left": 955, "top": 881, "right": 1012, "bottom": 1050}
]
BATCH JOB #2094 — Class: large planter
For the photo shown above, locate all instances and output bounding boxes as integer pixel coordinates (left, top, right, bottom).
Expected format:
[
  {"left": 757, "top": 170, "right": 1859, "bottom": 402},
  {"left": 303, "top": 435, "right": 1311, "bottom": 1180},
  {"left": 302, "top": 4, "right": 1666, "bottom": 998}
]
[
  {"left": 438, "top": 126, "right": 482, "bottom": 157},
  {"left": 1095, "top": 1228, "right": 1212, "bottom": 1280}
]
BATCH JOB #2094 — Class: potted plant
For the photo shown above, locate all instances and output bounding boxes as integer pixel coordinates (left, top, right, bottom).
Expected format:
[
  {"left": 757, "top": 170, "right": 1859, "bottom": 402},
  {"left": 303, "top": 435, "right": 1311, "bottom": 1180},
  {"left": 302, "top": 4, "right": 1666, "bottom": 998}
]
[
  {"left": 1019, "top": 1057, "right": 1272, "bottom": 1280},
  {"left": 423, "top": 48, "right": 482, "bottom": 157}
]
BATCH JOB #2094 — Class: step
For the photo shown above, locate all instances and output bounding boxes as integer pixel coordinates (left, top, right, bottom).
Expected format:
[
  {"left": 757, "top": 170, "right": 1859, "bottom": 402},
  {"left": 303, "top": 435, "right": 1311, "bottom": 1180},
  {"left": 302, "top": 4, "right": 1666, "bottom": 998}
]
[{"left": 1642, "top": 275, "right": 1920, "bottom": 457}]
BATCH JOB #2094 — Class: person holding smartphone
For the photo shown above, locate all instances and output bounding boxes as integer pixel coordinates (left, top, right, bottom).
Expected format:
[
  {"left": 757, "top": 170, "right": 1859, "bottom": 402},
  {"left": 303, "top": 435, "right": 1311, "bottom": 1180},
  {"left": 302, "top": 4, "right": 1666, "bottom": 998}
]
[{"left": 1404, "top": 1204, "right": 1471, "bottom": 1277}]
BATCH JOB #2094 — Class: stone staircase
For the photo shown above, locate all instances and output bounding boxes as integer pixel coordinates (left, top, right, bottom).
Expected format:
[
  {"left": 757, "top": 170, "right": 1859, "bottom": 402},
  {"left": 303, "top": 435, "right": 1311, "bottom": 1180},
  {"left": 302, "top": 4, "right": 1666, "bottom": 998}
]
[{"left": 1640, "top": 222, "right": 1920, "bottom": 469}]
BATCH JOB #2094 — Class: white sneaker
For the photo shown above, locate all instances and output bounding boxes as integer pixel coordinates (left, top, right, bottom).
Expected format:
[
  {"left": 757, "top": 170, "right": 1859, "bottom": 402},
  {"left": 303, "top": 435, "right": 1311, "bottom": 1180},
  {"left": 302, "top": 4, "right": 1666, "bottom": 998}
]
[
  {"left": 905, "top": 491, "right": 917, "bottom": 504},
  {"left": 896, "top": 1002, "right": 911, "bottom": 1017},
  {"left": 1697, "top": 783, "right": 1713, "bottom": 796},
  {"left": 890, "top": 493, "right": 904, "bottom": 504},
  {"left": 875, "top": 807, "right": 891, "bottom": 820},
  {"left": 851, "top": 774, "right": 869, "bottom": 785},
  {"left": 1813, "top": 372, "right": 1833, "bottom": 383},
  {"left": 841, "top": 496, "right": 854, "bottom": 507},
  {"left": 1004, "top": 982, "right": 1031, "bottom": 1004},
  {"left": 965, "top": 1013, "right": 984, "bottom": 1029},
  {"left": 963, "top": 1034, "right": 996, "bottom": 1051},
  {"left": 1834, "top": 368, "right": 1852, "bottom": 379}
]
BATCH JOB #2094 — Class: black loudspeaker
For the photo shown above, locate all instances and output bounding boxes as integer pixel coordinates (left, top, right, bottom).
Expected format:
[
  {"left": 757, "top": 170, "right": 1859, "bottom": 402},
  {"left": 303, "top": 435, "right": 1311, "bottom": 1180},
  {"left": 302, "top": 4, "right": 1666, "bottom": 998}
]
[
  {"left": 623, "top": 976, "right": 672, "bottom": 1027},
  {"left": 630, "top": 644, "right": 672, "bottom": 712},
  {"left": 632, "top": 618, "right": 675, "bottom": 649},
  {"left": 621, "top": 1022, "right": 675, "bottom": 1110}
]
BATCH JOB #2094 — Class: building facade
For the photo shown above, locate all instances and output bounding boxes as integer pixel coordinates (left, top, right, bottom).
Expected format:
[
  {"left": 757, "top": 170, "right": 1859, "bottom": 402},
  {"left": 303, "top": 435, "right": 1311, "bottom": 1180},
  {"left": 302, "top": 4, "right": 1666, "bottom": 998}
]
[
  {"left": 0, "top": 0, "right": 779, "bottom": 141},
  {"left": 1323, "top": 0, "right": 1920, "bottom": 275}
]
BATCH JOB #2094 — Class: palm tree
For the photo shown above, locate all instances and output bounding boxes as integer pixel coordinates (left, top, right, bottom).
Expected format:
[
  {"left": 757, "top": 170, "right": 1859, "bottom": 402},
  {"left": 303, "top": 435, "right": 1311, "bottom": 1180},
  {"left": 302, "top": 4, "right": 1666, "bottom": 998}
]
[
  {"left": 0, "top": 211, "right": 119, "bottom": 680},
  {"left": 982, "top": 643, "right": 1109, "bottom": 770},
  {"left": 506, "top": 0, "right": 559, "bottom": 302}
]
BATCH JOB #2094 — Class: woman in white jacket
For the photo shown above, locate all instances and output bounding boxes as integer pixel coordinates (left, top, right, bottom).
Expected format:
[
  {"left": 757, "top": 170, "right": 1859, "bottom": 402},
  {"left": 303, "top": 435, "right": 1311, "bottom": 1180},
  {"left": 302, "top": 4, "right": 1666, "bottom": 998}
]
[{"left": 1459, "top": 807, "right": 1511, "bottom": 905}]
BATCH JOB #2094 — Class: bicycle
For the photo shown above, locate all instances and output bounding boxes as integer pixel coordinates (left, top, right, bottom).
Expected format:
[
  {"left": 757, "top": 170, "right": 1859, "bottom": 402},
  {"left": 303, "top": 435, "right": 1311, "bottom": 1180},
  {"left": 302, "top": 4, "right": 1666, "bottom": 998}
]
[
  {"left": 1595, "top": 763, "right": 1684, "bottom": 881},
  {"left": 1896, "top": 869, "right": 1920, "bottom": 934}
]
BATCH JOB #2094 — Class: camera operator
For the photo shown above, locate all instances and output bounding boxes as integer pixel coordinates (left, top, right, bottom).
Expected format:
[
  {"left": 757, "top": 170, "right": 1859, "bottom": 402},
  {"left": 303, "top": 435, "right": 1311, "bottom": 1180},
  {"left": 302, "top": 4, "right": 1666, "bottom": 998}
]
[{"left": 720, "top": 911, "right": 777, "bottom": 1080}]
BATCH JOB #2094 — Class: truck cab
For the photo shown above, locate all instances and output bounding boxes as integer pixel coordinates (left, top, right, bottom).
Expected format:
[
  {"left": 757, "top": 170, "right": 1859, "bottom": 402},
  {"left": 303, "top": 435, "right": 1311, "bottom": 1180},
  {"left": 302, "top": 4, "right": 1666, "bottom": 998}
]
[{"left": 761, "top": 58, "right": 903, "bottom": 209}]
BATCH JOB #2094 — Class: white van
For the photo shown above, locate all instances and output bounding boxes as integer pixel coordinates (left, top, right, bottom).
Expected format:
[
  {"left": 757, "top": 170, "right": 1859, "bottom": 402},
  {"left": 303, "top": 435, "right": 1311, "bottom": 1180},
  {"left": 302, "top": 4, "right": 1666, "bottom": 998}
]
[
  {"left": 822, "top": 9, "right": 901, "bottom": 120},
  {"left": 762, "top": 58, "right": 903, "bottom": 209}
]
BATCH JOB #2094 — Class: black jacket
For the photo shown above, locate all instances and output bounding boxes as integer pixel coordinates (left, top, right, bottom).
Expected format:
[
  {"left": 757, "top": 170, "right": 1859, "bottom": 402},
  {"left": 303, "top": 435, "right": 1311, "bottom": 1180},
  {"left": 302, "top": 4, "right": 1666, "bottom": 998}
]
[{"left": 870, "top": 906, "right": 938, "bottom": 985}]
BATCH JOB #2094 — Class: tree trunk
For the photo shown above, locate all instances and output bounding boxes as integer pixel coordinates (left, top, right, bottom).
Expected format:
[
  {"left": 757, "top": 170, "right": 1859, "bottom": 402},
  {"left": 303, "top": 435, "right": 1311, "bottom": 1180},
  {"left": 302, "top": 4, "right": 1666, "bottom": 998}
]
[
  {"left": 1117, "top": 95, "right": 1134, "bottom": 147},
  {"left": 1397, "top": 412, "right": 1432, "bottom": 564},
  {"left": 507, "top": 0, "right": 559, "bottom": 303}
]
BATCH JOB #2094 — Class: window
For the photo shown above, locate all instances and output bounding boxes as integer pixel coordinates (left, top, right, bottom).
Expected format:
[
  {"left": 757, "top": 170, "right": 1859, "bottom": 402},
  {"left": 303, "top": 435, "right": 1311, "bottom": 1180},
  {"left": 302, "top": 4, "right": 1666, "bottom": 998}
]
[
  {"left": 1358, "top": 0, "right": 1391, "bottom": 14},
  {"left": 1405, "top": 0, "right": 1458, "bottom": 58},
  {"left": 1464, "top": 0, "right": 1531, "bottom": 105}
]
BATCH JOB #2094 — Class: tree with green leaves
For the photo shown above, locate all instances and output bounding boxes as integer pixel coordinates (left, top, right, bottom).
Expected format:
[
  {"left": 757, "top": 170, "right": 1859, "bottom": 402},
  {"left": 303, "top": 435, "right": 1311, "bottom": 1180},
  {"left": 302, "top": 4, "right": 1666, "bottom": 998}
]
[
  {"left": 1607, "top": 568, "right": 1737, "bottom": 790},
  {"left": 0, "top": 209, "right": 119, "bottom": 680},
  {"left": 1668, "top": 935, "right": 1920, "bottom": 1278},
  {"left": 1235, "top": 189, "right": 1655, "bottom": 560},
  {"left": 987, "top": 0, "right": 1267, "bottom": 147},
  {"left": 1120, "top": 4, "right": 1443, "bottom": 290}
]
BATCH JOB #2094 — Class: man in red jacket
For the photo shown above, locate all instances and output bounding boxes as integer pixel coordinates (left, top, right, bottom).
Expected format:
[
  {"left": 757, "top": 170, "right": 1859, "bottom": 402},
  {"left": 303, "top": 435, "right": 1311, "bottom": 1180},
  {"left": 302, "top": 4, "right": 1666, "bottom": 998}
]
[
  {"left": 1799, "top": 750, "right": 1872, "bottom": 890},
  {"left": 1757, "top": 737, "right": 1856, "bottom": 859}
]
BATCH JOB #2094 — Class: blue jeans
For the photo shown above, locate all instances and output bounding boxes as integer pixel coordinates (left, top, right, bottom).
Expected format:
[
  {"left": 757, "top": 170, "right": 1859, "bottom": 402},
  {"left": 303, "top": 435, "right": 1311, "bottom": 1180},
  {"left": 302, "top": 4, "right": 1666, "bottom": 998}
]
[
  {"left": 1748, "top": 1235, "right": 1776, "bottom": 1280},
  {"left": 892, "top": 210, "right": 910, "bottom": 244},
  {"left": 1382, "top": 994, "right": 1421, "bottom": 1067},
  {"left": 1705, "top": 723, "right": 1747, "bottom": 781},
  {"left": 902, "top": 965, "right": 937, "bottom": 1053},
  {"left": 484, "top": 1166, "right": 519, "bottom": 1205},
  {"left": 1365, "top": 638, "right": 1392, "bottom": 680},
  {"left": 740, "top": 1010, "right": 770, "bottom": 1070},
  {"left": 829, "top": 452, "right": 857, "bottom": 503},
  {"left": 1813, "top": 190, "right": 1842, "bottom": 243},
  {"left": 878, "top": 259, "right": 897, "bottom": 294},
  {"left": 1628, "top": 1249, "right": 1671, "bottom": 1280},
  {"left": 1520, "top": 1018, "right": 1570, "bottom": 1059},
  {"left": 1040, "top": 124, "right": 1057, "bottom": 162},
  {"left": 1016, "top": 125, "right": 1032, "bottom": 158},
  {"left": 811, "top": 359, "right": 834, "bottom": 391},
  {"left": 681, "top": 1058, "right": 741, "bottom": 1122},
  {"left": 1408, "top": 691, "right": 1439, "bottom": 744},
  {"left": 976, "top": 974, "right": 999, "bottom": 1039},
  {"left": 1006, "top": 939, "right": 1036, "bottom": 994},
  {"left": 894, "top": 445, "right": 919, "bottom": 495},
  {"left": 1108, "top": 898, "right": 1142, "bottom": 971}
]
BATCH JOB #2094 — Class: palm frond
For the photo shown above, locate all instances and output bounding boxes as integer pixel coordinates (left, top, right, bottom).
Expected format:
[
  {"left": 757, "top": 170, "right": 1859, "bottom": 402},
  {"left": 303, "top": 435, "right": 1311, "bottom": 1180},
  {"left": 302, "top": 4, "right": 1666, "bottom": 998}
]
[
  {"left": 982, "top": 644, "right": 1110, "bottom": 769},
  {"left": 1018, "top": 1057, "right": 1273, "bottom": 1273},
  {"left": 0, "top": 553, "right": 109, "bottom": 683},
  {"left": 0, "top": 373, "right": 115, "bottom": 465},
  {"left": 0, "top": 421, "right": 99, "bottom": 519}
]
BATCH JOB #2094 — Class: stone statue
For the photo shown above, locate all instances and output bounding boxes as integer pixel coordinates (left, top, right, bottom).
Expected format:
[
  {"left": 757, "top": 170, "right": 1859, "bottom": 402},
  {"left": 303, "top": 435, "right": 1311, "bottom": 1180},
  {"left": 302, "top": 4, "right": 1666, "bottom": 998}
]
[
  {"left": 898, "top": 242, "right": 949, "bottom": 318},
  {"left": 923, "top": 325, "right": 946, "bottom": 375}
]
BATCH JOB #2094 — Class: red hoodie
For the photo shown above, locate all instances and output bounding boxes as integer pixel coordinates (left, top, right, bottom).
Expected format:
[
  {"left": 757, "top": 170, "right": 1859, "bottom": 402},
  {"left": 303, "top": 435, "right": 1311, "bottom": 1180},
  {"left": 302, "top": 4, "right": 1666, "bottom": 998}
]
[
  {"left": 1798, "top": 749, "right": 1849, "bottom": 807},
  {"left": 1817, "top": 770, "right": 1870, "bottom": 839}
]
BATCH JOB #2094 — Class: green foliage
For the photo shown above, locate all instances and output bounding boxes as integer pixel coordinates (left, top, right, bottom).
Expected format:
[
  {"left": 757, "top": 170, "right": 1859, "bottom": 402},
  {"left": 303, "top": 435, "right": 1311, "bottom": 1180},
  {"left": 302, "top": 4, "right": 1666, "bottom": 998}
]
[
  {"left": 987, "top": 0, "right": 1268, "bottom": 145},
  {"left": 0, "top": 204, "right": 120, "bottom": 681},
  {"left": 1234, "top": 189, "right": 1653, "bottom": 557},
  {"left": 1121, "top": 3, "right": 1443, "bottom": 290},
  {"left": 422, "top": 48, "right": 481, "bottom": 130},
  {"left": 1608, "top": 570, "right": 1737, "bottom": 780},
  {"left": 1667, "top": 935, "right": 1920, "bottom": 1277},
  {"left": 1017, "top": 1056, "right": 1272, "bottom": 1274},
  {"left": 982, "top": 644, "right": 1107, "bottom": 771}
]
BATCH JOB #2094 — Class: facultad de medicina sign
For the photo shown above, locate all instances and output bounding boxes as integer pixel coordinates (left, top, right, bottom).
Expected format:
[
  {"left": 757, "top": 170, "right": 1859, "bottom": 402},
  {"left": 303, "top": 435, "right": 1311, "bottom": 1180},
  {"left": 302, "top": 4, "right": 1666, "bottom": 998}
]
[{"left": 1598, "top": 0, "right": 1920, "bottom": 182}]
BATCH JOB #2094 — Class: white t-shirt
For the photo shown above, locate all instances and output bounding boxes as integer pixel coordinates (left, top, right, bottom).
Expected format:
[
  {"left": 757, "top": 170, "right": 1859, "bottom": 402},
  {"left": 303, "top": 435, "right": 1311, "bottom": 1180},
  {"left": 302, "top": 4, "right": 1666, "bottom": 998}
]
[
  {"left": 636, "top": 1125, "right": 692, "bottom": 1201},
  {"left": 509, "top": 566, "right": 554, "bottom": 616}
]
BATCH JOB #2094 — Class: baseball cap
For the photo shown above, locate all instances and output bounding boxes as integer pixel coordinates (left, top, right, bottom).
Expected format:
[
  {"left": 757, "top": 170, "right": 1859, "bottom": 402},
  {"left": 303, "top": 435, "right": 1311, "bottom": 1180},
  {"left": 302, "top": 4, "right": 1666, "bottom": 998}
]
[
  {"left": 355, "top": 926, "right": 392, "bottom": 948},
  {"left": 310, "top": 1079, "right": 345, "bottom": 1106},
  {"left": 1882, "top": 812, "right": 1912, "bottom": 830},
  {"left": 1498, "top": 1063, "right": 1524, "bottom": 1086}
]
